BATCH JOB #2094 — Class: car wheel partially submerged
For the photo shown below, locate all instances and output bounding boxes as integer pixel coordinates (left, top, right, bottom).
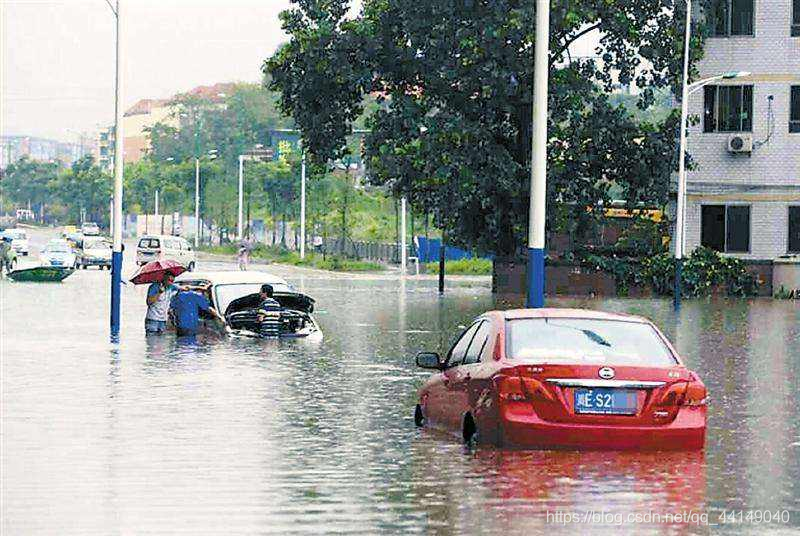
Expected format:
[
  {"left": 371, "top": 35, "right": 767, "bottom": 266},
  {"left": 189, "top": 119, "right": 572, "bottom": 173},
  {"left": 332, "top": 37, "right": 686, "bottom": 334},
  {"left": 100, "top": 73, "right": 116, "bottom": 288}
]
[{"left": 414, "top": 405, "right": 425, "bottom": 427}]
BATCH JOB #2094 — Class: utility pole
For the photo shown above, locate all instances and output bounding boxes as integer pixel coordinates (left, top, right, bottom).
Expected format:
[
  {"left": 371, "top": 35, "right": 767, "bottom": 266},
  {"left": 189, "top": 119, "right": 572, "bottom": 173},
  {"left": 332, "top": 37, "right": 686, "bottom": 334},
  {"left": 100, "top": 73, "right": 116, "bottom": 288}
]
[
  {"left": 400, "top": 196, "right": 407, "bottom": 274},
  {"left": 237, "top": 154, "right": 244, "bottom": 240},
  {"left": 109, "top": 0, "right": 124, "bottom": 338},
  {"left": 527, "top": 0, "right": 549, "bottom": 309},
  {"left": 300, "top": 150, "right": 306, "bottom": 259},
  {"left": 674, "top": 0, "right": 692, "bottom": 309}
]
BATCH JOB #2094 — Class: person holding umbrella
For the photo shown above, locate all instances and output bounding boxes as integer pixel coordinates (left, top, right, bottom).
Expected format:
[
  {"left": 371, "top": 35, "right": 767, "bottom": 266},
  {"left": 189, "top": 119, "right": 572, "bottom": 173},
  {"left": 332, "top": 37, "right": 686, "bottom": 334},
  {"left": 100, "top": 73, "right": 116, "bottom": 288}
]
[
  {"left": 132, "top": 259, "right": 189, "bottom": 334},
  {"left": 145, "top": 272, "right": 179, "bottom": 334}
]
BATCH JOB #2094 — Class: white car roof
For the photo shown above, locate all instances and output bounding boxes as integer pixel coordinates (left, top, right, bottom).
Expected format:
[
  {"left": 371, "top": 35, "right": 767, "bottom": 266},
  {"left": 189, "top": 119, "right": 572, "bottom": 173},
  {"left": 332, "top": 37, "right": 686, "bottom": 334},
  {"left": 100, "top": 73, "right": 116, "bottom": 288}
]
[{"left": 176, "top": 270, "right": 289, "bottom": 286}]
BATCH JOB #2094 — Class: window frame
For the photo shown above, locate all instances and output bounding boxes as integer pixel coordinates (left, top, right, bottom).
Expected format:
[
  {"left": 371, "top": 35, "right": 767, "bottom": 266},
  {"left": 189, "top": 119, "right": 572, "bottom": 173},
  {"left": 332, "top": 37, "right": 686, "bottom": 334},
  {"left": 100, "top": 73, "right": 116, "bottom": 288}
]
[
  {"left": 703, "top": 85, "right": 754, "bottom": 133},
  {"left": 444, "top": 321, "right": 482, "bottom": 369},
  {"left": 790, "top": 86, "right": 800, "bottom": 134},
  {"left": 700, "top": 203, "right": 752, "bottom": 254},
  {"left": 789, "top": 206, "right": 800, "bottom": 253},
  {"left": 463, "top": 321, "right": 492, "bottom": 366},
  {"left": 708, "top": 0, "right": 756, "bottom": 37}
]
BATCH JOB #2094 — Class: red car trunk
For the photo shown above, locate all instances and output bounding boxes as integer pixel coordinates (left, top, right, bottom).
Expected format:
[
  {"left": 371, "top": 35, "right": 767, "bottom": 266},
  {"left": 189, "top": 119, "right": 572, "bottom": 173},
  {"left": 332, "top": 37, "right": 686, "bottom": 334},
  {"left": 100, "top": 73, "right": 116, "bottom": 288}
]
[{"left": 500, "top": 364, "right": 706, "bottom": 427}]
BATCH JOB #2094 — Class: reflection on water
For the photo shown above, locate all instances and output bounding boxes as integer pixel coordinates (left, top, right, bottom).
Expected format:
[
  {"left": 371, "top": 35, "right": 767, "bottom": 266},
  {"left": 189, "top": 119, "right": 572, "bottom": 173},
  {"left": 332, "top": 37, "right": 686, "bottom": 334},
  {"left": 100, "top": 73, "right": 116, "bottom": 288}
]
[{"left": 2, "top": 261, "right": 798, "bottom": 534}]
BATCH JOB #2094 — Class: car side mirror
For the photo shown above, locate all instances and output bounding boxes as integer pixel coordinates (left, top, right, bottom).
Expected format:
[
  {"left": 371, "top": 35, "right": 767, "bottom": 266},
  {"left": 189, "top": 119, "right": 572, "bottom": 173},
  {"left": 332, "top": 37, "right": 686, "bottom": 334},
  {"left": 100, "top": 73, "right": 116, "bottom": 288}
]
[{"left": 416, "top": 351, "right": 442, "bottom": 370}]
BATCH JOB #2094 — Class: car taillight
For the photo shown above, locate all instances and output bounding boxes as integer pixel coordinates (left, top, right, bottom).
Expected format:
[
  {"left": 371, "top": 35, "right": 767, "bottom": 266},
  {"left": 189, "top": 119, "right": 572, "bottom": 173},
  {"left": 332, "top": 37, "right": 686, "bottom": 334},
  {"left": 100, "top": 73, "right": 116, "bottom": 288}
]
[
  {"left": 519, "top": 376, "right": 555, "bottom": 402},
  {"left": 493, "top": 335, "right": 503, "bottom": 361},
  {"left": 657, "top": 382, "right": 687, "bottom": 407},
  {"left": 497, "top": 376, "right": 526, "bottom": 402},
  {"left": 682, "top": 381, "right": 708, "bottom": 406}
]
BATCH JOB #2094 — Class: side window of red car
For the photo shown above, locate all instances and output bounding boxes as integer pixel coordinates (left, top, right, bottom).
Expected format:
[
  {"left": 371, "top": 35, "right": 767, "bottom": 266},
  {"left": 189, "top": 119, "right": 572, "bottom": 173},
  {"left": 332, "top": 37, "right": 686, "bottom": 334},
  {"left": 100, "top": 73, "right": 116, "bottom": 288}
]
[
  {"left": 446, "top": 322, "right": 481, "bottom": 368},
  {"left": 463, "top": 321, "right": 491, "bottom": 365}
]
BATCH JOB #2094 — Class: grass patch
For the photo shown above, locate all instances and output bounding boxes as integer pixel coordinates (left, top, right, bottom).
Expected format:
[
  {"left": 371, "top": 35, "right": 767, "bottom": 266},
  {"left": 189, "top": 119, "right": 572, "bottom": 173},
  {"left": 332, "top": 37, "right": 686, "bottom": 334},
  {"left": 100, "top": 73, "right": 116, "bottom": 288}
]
[
  {"left": 198, "top": 243, "right": 384, "bottom": 272},
  {"left": 425, "top": 257, "right": 492, "bottom": 275}
]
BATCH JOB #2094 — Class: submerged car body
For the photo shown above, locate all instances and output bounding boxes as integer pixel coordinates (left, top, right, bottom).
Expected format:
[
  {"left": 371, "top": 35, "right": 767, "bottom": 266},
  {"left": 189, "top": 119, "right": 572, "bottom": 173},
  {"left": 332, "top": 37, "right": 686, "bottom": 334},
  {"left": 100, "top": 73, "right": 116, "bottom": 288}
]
[
  {"left": 174, "top": 270, "right": 322, "bottom": 340},
  {"left": 41, "top": 239, "right": 77, "bottom": 268},
  {"left": 414, "top": 308, "right": 707, "bottom": 451}
]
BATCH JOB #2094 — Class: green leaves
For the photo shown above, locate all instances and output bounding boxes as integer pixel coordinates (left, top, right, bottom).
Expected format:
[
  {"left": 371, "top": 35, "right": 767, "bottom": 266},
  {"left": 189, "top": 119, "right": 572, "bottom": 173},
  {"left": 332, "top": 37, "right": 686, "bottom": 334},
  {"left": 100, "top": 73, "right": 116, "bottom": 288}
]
[{"left": 267, "top": 0, "right": 704, "bottom": 256}]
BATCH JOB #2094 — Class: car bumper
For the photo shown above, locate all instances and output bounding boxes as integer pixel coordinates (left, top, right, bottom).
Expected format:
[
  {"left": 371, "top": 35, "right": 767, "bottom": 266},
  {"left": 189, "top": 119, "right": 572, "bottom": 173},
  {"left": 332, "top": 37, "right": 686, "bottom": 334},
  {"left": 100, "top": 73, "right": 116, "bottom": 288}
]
[
  {"left": 82, "top": 258, "right": 111, "bottom": 266},
  {"left": 500, "top": 406, "right": 706, "bottom": 451}
]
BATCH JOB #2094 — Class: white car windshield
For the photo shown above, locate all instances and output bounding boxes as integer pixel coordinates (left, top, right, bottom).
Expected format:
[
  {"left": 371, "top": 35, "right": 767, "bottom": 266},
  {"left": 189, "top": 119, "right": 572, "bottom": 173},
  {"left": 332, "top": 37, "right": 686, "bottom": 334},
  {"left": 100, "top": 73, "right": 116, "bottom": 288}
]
[
  {"left": 46, "top": 244, "right": 71, "bottom": 253},
  {"left": 506, "top": 318, "right": 677, "bottom": 367},
  {"left": 214, "top": 283, "right": 293, "bottom": 314}
]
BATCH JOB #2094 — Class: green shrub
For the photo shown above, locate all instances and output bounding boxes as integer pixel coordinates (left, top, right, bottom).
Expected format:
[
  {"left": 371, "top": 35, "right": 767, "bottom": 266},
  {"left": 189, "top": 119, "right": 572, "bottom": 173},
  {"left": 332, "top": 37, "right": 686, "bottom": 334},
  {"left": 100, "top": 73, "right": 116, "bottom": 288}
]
[
  {"left": 643, "top": 247, "right": 758, "bottom": 297},
  {"left": 425, "top": 258, "right": 493, "bottom": 275}
]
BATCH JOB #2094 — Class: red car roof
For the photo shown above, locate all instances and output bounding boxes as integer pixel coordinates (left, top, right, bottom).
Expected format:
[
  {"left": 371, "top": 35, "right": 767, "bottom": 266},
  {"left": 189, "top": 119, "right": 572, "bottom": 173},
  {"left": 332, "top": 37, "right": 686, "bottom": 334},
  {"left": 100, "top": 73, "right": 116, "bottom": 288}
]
[{"left": 495, "top": 308, "right": 650, "bottom": 323}]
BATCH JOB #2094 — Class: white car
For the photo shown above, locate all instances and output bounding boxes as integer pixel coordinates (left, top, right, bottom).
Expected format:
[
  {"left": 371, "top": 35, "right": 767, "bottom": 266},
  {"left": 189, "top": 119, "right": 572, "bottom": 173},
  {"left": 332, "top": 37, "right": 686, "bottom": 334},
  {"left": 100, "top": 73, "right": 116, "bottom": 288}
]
[
  {"left": 174, "top": 270, "right": 322, "bottom": 341},
  {"left": 41, "top": 239, "right": 77, "bottom": 268},
  {"left": 1, "top": 229, "right": 30, "bottom": 256},
  {"left": 136, "top": 234, "right": 196, "bottom": 270},
  {"left": 77, "top": 237, "right": 112, "bottom": 269},
  {"left": 81, "top": 222, "right": 101, "bottom": 236}
]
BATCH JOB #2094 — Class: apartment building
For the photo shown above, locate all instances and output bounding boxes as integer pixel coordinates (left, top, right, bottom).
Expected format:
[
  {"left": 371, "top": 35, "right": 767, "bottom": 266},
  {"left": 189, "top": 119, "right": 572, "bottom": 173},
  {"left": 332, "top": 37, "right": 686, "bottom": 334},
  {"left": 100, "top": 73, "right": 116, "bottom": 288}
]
[{"left": 683, "top": 0, "right": 800, "bottom": 259}]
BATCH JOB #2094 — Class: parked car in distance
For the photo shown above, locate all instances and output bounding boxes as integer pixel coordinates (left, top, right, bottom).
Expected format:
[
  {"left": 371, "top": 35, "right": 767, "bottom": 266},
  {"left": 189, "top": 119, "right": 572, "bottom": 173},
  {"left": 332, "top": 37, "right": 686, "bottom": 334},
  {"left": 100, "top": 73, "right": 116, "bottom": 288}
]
[
  {"left": 136, "top": 234, "right": 196, "bottom": 270},
  {"left": 80, "top": 222, "right": 101, "bottom": 236},
  {"left": 77, "top": 236, "right": 112, "bottom": 269},
  {"left": 414, "top": 308, "right": 707, "bottom": 451},
  {"left": 1, "top": 228, "right": 30, "bottom": 256},
  {"left": 41, "top": 239, "right": 77, "bottom": 268},
  {"left": 61, "top": 225, "right": 78, "bottom": 237}
]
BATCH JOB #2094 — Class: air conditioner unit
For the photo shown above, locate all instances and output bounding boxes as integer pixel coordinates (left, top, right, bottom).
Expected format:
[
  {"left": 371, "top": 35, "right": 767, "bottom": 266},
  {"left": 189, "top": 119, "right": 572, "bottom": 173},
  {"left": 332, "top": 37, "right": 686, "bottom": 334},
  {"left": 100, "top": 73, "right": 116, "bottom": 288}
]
[{"left": 727, "top": 134, "right": 753, "bottom": 154}]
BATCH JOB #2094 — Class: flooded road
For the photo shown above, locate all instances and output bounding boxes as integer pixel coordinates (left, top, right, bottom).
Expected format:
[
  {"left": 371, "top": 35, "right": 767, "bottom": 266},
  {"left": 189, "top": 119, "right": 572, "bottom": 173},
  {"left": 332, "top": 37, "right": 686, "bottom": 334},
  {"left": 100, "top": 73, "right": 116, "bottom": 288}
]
[{"left": 2, "top": 229, "right": 799, "bottom": 534}]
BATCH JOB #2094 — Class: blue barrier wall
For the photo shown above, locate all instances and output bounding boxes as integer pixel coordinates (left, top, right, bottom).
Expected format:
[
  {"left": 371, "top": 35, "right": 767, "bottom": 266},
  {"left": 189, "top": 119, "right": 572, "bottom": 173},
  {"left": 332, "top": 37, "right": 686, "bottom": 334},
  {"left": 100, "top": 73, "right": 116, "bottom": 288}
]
[{"left": 415, "top": 237, "right": 483, "bottom": 263}]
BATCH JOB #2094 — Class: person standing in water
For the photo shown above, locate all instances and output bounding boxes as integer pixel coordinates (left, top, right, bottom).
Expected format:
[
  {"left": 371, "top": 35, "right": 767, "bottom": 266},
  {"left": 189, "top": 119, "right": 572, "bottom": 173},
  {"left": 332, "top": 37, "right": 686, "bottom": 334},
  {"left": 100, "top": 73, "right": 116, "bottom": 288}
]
[{"left": 145, "top": 272, "right": 179, "bottom": 334}]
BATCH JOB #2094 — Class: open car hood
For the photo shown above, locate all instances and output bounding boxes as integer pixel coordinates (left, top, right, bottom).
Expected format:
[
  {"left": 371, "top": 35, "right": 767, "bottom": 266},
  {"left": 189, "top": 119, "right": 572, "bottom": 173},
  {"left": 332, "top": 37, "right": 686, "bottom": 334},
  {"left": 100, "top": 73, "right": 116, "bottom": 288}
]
[{"left": 225, "top": 291, "right": 315, "bottom": 316}]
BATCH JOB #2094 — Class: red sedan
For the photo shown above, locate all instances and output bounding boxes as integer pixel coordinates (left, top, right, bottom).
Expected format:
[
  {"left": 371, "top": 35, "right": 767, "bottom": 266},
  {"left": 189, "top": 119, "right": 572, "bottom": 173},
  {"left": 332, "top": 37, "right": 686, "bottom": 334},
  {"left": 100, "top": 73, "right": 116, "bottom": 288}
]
[{"left": 414, "top": 308, "right": 707, "bottom": 450}]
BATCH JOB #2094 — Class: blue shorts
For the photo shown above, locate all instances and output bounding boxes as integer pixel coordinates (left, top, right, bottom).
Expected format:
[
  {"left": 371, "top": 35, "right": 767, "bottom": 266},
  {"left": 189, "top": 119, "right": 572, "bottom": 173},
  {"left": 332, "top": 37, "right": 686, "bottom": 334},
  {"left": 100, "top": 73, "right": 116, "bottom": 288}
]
[{"left": 145, "top": 319, "right": 167, "bottom": 333}]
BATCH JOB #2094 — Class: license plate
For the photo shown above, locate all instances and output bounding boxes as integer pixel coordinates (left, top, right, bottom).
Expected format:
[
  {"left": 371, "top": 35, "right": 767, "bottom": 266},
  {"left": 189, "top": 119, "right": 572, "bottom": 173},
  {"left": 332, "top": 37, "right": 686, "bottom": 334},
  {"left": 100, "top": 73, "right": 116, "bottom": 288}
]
[{"left": 574, "top": 388, "right": 637, "bottom": 415}]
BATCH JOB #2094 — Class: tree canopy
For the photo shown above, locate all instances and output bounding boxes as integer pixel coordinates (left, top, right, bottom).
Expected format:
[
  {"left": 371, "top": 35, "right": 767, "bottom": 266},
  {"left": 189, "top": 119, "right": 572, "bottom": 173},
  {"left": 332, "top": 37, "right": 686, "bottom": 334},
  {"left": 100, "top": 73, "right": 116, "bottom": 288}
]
[{"left": 266, "top": 0, "right": 705, "bottom": 256}]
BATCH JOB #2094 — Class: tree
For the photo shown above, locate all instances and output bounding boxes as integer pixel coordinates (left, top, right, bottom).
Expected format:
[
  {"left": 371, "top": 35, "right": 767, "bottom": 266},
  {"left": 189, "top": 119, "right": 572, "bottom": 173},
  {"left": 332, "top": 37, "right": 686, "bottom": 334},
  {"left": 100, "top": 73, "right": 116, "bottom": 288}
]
[
  {"left": 1, "top": 157, "right": 59, "bottom": 221},
  {"left": 52, "top": 156, "right": 113, "bottom": 224},
  {"left": 266, "top": 0, "right": 706, "bottom": 256}
]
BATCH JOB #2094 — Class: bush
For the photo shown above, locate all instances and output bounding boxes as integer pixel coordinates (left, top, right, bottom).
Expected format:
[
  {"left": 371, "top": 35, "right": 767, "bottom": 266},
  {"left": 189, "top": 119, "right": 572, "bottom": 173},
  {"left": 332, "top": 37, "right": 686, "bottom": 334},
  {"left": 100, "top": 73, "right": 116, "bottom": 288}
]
[
  {"left": 643, "top": 247, "right": 758, "bottom": 297},
  {"left": 425, "top": 258, "right": 493, "bottom": 275},
  {"left": 199, "top": 244, "right": 384, "bottom": 272}
]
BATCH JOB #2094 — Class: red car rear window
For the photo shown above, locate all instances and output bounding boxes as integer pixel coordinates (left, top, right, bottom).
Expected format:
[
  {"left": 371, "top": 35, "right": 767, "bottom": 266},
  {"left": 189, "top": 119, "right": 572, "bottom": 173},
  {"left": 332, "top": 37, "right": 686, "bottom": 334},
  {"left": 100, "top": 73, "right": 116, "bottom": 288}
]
[{"left": 506, "top": 318, "right": 677, "bottom": 366}]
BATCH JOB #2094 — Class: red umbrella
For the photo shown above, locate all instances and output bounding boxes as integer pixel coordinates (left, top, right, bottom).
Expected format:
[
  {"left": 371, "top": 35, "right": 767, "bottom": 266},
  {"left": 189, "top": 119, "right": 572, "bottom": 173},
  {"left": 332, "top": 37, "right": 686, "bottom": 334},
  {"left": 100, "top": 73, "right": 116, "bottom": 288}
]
[{"left": 130, "top": 260, "right": 187, "bottom": 285}]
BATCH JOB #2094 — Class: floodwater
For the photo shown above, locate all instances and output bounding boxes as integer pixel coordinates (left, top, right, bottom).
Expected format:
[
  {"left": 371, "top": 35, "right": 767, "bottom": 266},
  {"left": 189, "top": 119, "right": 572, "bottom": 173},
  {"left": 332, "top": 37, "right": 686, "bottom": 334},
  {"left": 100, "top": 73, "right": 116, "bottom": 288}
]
[{"left": 2, "top": 229, "right": 799, "bottom": 535}]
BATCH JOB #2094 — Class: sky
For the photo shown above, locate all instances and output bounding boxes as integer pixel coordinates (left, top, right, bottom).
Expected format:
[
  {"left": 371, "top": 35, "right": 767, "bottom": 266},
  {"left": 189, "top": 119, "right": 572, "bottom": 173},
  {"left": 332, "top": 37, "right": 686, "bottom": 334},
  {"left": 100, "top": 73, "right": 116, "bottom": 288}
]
[{"left": 1, "top": 0, "right": 294, "bottom": 143}]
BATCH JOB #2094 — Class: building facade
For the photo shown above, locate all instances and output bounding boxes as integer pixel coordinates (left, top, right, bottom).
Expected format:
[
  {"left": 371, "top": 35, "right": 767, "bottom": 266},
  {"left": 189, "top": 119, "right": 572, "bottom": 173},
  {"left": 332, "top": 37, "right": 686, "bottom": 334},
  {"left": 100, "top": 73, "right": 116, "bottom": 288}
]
[
  {"left": 684, "top": 0, "right": 800, "bottom": 259},
  {"left": 1, "top": 135, "right": 93, "bottom": 170}
]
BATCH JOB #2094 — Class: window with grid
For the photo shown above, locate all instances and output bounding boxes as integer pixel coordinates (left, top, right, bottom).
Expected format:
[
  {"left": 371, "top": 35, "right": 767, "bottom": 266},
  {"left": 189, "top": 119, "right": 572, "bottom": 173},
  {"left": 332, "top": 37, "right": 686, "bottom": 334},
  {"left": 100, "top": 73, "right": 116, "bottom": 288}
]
[
  {"left": 703, "top": 85, "right": 753, "bottom": 132},
  {"left": 701, "top": 205, "right": 750, "bottom": 253},
  {"left": 709, "top": 0, "right": 755, "bottom": 36}
]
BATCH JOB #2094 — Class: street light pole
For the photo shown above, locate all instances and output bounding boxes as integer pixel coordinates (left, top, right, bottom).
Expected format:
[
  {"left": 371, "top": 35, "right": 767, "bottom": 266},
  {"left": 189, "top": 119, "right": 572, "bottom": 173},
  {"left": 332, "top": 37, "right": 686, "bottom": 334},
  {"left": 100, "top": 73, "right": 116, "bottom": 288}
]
[
  {"left": 300, "top": 150, "right": 306, "bottom": 259},
  {"left": 237, "top": 154, "right": 244, "bottom": 240},
  {"left": 674, "top": 0, "right": 692, "bottom": 309},
  {"left": 400, "top": 196, "right": 407, "bottom": 274},
  {"left": 527, "top": 0, "right": 549, "bottom": 309},
  {"left": 194, "top": 157, "right": 200, "bottom": 247},
  {"left": 110, "top": 0, "right": 124, "bottom": 337}
]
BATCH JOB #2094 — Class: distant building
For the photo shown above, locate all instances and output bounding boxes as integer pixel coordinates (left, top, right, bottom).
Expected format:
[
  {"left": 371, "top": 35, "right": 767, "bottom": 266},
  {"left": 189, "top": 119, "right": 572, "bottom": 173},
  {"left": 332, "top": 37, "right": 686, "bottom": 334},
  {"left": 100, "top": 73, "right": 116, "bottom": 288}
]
[
  {"left": 94, "top": 83, "right": 238, "bottom": 167},
  {"left": 1, "top": 135, "right": 93, "bottom": 169},
  {"left": 683, "top": 0, "right": 800, "bottom": 259}
]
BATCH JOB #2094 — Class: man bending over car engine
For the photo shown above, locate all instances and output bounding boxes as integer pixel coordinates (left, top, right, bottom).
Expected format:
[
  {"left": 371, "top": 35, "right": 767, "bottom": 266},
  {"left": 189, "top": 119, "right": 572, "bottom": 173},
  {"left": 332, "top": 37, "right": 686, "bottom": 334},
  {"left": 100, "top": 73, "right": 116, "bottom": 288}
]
[{"left": 257, "top": 284, "right": 283, "bottom": 337}]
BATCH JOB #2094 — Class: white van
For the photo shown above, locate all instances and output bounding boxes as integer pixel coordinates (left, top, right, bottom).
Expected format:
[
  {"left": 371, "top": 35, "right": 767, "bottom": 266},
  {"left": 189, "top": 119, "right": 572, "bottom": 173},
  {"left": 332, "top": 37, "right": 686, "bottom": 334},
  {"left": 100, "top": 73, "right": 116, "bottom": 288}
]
[{"left": 136, "top": 234, "right": 196, "bottom": 270}]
